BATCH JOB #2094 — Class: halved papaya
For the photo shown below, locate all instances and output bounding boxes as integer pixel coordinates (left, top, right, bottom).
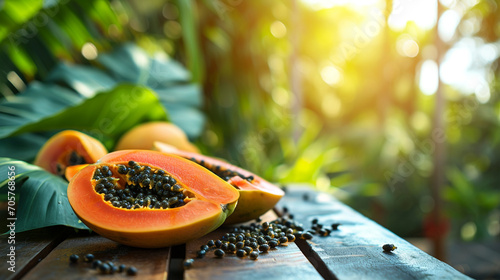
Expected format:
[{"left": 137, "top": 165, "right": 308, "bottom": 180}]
[
  {"left": 34, "top": 130, "right": 108, "bottom": 177},
  {"left": 67, "top": 150, "right": 239, "bottom": 248},
  {"left": 153, "top": 141, "right": 285, "bottom": 224}
]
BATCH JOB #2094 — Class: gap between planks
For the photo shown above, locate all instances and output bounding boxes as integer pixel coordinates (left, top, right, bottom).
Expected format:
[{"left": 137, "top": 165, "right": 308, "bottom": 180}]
[
  {"left": 0, "top": 226, "right": 71, "bottom": 280},
  {"left": 274, "top": 206, "right": 339, "bottom": 280}
]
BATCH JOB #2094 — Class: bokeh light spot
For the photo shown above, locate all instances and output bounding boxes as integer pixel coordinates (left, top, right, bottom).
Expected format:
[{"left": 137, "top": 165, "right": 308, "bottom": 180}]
[
  {"left": 461, "top": 222, "right": 477, "bottom": 241},
  {"left": 396, "top": 35, "right": 419, "bottom": 57},
  {"left": 81, "top": 42, "right": 98, "bottom": 60},
  {"left": 164, "top": 20, "right": 182, "bottom": 39},
  {"left": 475, "top": 83, "right": 490, "bottom": 104},
  {"left": 272, "top": 87, "right": 290, "bottom": 107},
  {"left": 270, "top": 21, "right": 287, "bottom": 38},
  {"left": 320, "top": 65, "right": 342, "bottom": 85}
]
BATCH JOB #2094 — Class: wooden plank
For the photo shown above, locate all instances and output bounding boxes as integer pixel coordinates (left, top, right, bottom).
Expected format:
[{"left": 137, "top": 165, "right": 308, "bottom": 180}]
[
  {"left": 22, "top": 232, "right": 170, "bottom": 280},
  {"left": 0, "top": 226, "right": 70, "bottom": 280},
  {"left": 184, "top": 210, "right": 323, "bottom": 280},
  {"left": 448, "top": 241, "right": 500, "bottom": 279},
  {"left": 277, "top": 185, "right": 473, "bottom": 280}
]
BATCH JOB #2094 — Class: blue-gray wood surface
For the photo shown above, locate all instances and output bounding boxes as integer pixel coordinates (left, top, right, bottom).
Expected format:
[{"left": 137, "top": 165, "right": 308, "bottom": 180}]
[{"left": 277, "top": 185, "right": 473, "bottom": 280}]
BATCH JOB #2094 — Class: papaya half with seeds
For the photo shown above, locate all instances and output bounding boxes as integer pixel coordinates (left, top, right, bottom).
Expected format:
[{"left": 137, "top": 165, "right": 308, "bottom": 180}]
[
  {"left": 114, "top": 122, "right": 199, "bottom": 153},
  {"left": 153, "top": 141, "right": 285, "bottom": 224},
  {"left": 34, "top": 130, "right": 108, "bottom": 177},
  {"left": 67, "top": 150, "right": 239, "bottom": 248}
]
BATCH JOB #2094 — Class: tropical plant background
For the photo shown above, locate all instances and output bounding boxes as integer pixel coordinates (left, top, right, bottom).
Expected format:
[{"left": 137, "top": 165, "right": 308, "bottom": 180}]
[{"left": 1, "top": 0, "right": 499, "bottom": 273}]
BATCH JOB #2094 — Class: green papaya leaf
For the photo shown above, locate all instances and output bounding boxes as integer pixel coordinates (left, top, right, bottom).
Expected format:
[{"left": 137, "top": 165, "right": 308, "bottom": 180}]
[
  {"left": 147, "top": 55, "right": 191, "bottom": 86},
  {"left": 0, "top": 0, "right": 43, "bottom": 42},
  {"left": 97, "top": 43, "right": 151, "bottom": 83},
  {"left": 45, "top": 63, "right": 116, "bottom": 98},
  {"left": 94, "top": 43, "right": 205, "bottom": 138},
  {"left": 0, "top": 157, "right": 88, "bottom": 232},
  {"left": 0, "top": 82, "right": 83, "bottom": 134},
  {"left": 155, "top": 84, "right": 202, "bottom": 108},
  {"left": 0, "top": 132, "right": 52, "bottom": 162},
  {"left": 5, "top": 84, "right": 168, "bottom": 148},
  {"left": 164, "top": 104, "right": 205, "bottom": 138},
  {"left": 1, "top": 43, "right": 204, "bottom": 150}
]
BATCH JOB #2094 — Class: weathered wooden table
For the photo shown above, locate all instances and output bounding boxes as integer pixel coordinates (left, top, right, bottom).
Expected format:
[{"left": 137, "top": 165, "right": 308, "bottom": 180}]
[{"left": 0, "top": 185, "right": 471, "bottom": 279}]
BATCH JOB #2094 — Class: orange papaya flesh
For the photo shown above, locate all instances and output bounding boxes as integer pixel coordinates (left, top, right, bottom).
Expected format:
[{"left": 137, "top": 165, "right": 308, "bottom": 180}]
[
  {"left": 153, "top": 142, "right": 285, "bottom": 224},
  {"left": 67, "top": 150, "right": 239, "bottom": 248},
  {"left": 34, "top": 130, "right": 107, "bottom": 177},
  {"left": 64, "top": 164, "right": 88, "bottom": 181}
]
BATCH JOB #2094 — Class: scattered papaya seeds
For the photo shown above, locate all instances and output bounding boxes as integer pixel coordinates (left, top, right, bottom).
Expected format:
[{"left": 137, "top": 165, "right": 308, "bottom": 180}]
[
  {"left": 214, "top": 249, "right": 225, "bottom": 258},
  {"left": 184, "top": 211, "right": 337, "bottom": 268},
  {"left": 91, "top": 260, "right": 102, "bottom": 269},
  {"left": 83, "top": 253, "right": 94, "bottom": 262},
  {"left": 188, "top": 157, "right": 255, "bottom": 183},
  {"left": 307, "top": 215, "right": 342, "bottom": 237},
  {"left": 249, "top": 251, "right": 259, "bottom": 260},
  {"left": 126, "top": 266, "right": 138, "bottom": 276},
  {"left": 68, "top": 254, "right": 138, "bottom": 276},
  {"left": 69, "top": 254, "right": 79, "bottom": 263},
  {"left": 92, "top": 160, "right": 194, "bottom": 210},
  {"left": 383, "top": 244, "right": 397, "bottom": 252},
  {"left": 183, "top": 258, "right": 195, "bottom": 268}
]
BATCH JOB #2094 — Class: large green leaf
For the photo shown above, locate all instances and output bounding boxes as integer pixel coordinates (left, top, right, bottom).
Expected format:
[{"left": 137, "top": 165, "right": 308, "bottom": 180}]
[
  {"left": 1, "top": 43, "right": 204, "bottom": 157},
  {"left": 0, "top": 132, "right": 54, "bottom": 163},
  {"left": 0, "top": 82, "right": 83, "bottom": 132},
  {"left": 0, "top": 157, "right": 88, "bottom": 232},
  {"left": 4, "top": 84, "right": 168, "bottom": 145},
  {"left": 155, "top": 84, "right": 202, "bottom": 108},
  {"left": 164, "top": 104, "right": 205, "bottom": 138},
  {"left": 91, "top": 43, "right": 205, "bottom": 138},
  {"left": 147, "top": 54, "right": 192, "bottom": 86},
  {"left": 45, "top": 63, "right": 116, "bottom": 98},
  {"left": 0, "top": 84, "right": 168, "bottom": 160},
  {"left": 97, "top": 43, "right": 151, "bottom": 83},
  {"left": 0, "top": 0, "right": 43, "bottom": 42}
]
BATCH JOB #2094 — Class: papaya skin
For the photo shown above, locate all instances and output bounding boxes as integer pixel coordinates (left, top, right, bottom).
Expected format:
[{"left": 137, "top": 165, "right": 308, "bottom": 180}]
[
  {"left": 153, "top": 141, "right": 285, "bottom": 224},
  {"left": 114, "top": 122, "right": 199, "bottom": 153},
  {"left": 68, "top": 150, "right": 239, "bottom": 248},
  {"left": 34, "top": 130, "right": 108, "bottom": 176}
]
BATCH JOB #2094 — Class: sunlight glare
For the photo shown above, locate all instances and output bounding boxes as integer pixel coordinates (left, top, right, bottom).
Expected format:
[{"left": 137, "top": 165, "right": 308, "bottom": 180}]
[
  {"left": 438, "top": 9, "right": 461, "bottom": 42},
  {"left": 439, "top": 0, "right": 456, "bottom": 7},
  {"left": 301, "top": 0, "right": 380, "bottom": 10},
  {"left": 320, "top": 65, "right": 342, "bottom": 85},
  {"left": 479, "top": 43, "right": 499, "bottom": 64},
  {"left": 388, "top": 0, "right": 437, "bottom": 31},
  {"left": 440, "top": 40, "right": 472, "bottom": 86},
  {"left": 419, "top": 60, "right": 438, "bottom": 95},
  {"left": 440, "top": 37, "right": 496, "bottom": 98}
]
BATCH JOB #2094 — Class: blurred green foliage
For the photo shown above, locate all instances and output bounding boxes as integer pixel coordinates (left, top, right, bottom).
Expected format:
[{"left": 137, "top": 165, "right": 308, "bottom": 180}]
[{"left": 1, "top": 0, "right": 499, "bottom": 241}]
